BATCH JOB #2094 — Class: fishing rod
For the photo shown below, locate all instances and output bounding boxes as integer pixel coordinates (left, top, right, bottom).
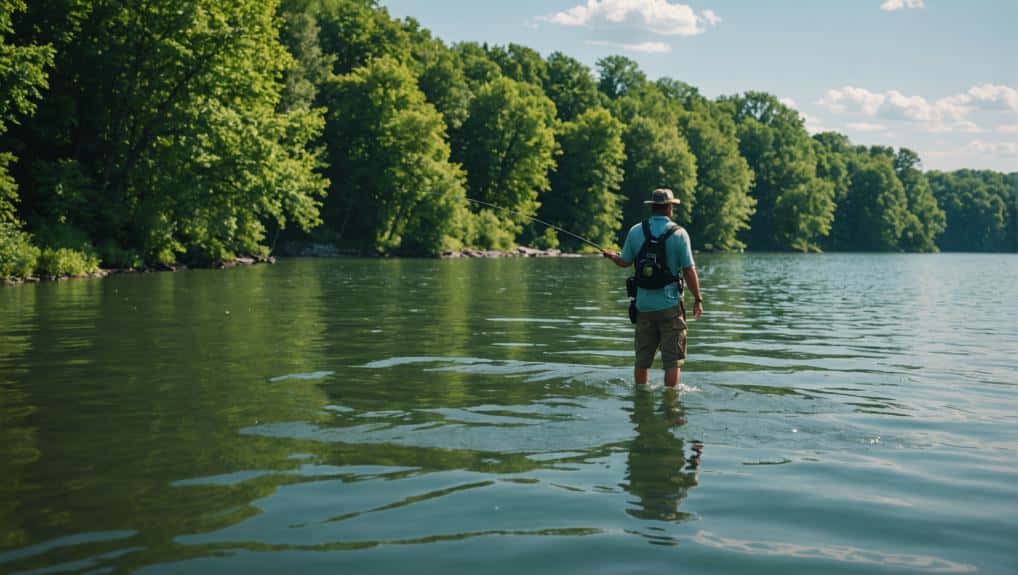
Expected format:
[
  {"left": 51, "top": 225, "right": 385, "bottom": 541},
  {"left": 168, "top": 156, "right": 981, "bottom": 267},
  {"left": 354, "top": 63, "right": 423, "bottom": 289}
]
[{"left": 462, "top": 196, "right": 607, "bottom": 252}]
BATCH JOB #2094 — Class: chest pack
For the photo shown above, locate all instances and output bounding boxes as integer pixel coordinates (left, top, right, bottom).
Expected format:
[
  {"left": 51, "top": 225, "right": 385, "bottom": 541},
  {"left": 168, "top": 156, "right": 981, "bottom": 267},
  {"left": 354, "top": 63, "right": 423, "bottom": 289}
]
[{"left": 633, "top": 219, "right": 683, "bottom": 290}]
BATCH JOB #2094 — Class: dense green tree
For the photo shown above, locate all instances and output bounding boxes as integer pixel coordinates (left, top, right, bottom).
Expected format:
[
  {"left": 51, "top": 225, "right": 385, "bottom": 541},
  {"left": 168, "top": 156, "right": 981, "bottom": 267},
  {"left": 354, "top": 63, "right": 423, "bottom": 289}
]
[
  {"left": 832, "top": 149, "right": 908, "bottom": 251},
  {"left": 451, "top": 42, "right": 502, "bottom": 90},
  {"left": 895, "top": 148, "right": 945, "bottom": 252},
  {"left": 0, "top": 1, "right": 52, "bottom": 142},
  {"left": 310, "top": 0, "right": 410, "bottom": 76},
  {"left": 539, "top": 107, "right": 625, "bottom": 251},
  {"left": 403, "top": 21, "right": 470, "bottom": 131},
  {"left": 928, "top": 170, "right": 1014, "bottom": 252},
  {"left": 12, "top": 0, "right": 327, "bottom": 266},
  {"left": 655, "top": 78, "right": 702, "bottom": 108},
  {"left": 663, "top": 84, "right": 761, "bottom": 249},
  {"left": 487, "top": 43, "right": 548, "bottom": 87},
  {"left": 812, "top": 132, "right": 854, "bottom": 250},
  {"left": 605, "top": 81, "right": 697, "bottom": 228},
  {"left": 453, "top": 76, "right": 557, "bottom": 240},
  {"left": 675, "top": 98, "right": 755, "bottom": 251},
  {"left": 0, "top": 0, "right": 53, "bottom": 269},
  {"left": 322, "top": 56, "right": 465, "bottom": 254},
  {"left": 1008, "top": 173, "right": 1017, "bottom": 252},
  {"left": 597, "top": 55, "right": 647, "bottom": 100},
  {"left": 812, "top": 132, "right": 852, "bottom": 203},
  {"left": 543, "top": 52, "right": 601, "bottom": 122},
  {"left": 2, "top": 0, "right": 1013, "bottom": 277},
  {"left": 721, "top": 92, "right": 833, "bottom": 251},
  {"left": 276, "top": 5, "right": 334, "bottom": 112},
  {"left": 619, "top": 116, "right": 697, "bottom": 228}
]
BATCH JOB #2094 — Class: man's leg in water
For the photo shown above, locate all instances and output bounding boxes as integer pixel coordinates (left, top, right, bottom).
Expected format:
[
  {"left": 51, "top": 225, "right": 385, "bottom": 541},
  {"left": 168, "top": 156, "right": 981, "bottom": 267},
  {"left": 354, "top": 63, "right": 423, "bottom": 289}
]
[{"left": 635, "top": 367, "right": 680, "bottom": 386}]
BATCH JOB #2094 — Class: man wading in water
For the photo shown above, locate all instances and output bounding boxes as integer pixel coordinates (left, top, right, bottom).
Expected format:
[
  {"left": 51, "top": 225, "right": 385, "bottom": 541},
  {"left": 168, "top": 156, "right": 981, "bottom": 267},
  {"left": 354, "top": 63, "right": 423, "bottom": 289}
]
[{"left": 603, "top": 188, "right": 704, "bottom": 388}]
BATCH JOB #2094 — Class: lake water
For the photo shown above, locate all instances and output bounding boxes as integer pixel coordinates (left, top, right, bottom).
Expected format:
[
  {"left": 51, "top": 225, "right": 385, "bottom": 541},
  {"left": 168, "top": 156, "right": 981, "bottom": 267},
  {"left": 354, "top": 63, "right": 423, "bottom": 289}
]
[{"left": 1, "top": 254, "right": 1016, "bottom": 574}]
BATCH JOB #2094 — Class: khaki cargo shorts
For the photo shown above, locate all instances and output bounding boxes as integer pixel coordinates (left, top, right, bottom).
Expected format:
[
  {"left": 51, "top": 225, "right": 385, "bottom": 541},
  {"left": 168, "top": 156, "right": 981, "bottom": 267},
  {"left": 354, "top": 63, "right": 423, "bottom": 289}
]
[{"left": 634, "top": 306, "right": 687, "bottom": 369}]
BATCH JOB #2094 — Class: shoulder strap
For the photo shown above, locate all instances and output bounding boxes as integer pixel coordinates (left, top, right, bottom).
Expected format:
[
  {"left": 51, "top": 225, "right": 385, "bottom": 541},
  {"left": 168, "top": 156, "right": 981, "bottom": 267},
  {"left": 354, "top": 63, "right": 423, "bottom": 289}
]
[
  {"left": 640, "top": 219, "right": 652, "bottom": 241},
  {"left": 660, "top": 223, "right": 681, "bottom": 242}
]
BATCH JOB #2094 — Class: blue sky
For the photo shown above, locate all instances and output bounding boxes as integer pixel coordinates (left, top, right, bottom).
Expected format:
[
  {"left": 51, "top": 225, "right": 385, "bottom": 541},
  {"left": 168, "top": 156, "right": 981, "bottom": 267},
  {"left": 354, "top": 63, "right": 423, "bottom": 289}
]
[{"left": 380, "top": 0, "right": 1017, "bottom": 172}]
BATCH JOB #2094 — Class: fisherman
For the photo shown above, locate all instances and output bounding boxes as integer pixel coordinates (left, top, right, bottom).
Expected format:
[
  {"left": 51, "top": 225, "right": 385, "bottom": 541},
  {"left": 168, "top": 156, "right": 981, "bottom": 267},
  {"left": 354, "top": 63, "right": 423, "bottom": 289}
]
[{"left": 603, "top": 188, "right": 703, "bottom": 388}]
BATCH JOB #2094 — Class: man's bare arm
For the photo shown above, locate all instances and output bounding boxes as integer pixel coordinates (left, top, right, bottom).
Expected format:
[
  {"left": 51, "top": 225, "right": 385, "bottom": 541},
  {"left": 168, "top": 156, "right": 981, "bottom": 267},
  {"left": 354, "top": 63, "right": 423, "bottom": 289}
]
[
  {"left": 682, "top": 265, "right": 703, "bottom": 319},
  {"left": 602, "top": 250, "right": 632, "bottom": 268}
]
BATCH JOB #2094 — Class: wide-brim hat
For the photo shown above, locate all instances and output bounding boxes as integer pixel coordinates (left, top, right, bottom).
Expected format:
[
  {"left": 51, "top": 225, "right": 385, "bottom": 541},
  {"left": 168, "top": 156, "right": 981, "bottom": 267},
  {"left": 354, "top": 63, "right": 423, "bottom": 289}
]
[{"left": 643, "top": 188, "right": 682, "bottom": 205}]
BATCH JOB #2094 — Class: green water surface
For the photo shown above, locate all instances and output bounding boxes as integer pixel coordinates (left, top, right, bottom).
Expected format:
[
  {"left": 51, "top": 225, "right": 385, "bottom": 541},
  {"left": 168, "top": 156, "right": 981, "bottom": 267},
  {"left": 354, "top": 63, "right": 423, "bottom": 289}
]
[{"left": 1, "top": 254, "right": 1016, "bottom": 574}]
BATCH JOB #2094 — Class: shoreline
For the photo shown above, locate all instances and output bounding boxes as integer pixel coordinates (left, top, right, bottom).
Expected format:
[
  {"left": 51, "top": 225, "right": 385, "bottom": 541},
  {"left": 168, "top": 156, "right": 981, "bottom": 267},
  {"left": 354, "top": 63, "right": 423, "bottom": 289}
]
[
  {"left": 1, "top": 255, "right": 278, "bottom": 287},
  {"left": 440, "top": 246, "right": 586, "bottom": 259},
  {"left": 1, "top": 246, "right": 590, "bottom": 287}
]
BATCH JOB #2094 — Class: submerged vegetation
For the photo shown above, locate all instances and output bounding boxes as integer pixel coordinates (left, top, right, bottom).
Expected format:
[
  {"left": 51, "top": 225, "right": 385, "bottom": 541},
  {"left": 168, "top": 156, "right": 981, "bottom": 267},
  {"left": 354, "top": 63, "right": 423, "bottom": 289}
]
[{"left": 1, "top": 0, "right": 1014, "bottom": 281}]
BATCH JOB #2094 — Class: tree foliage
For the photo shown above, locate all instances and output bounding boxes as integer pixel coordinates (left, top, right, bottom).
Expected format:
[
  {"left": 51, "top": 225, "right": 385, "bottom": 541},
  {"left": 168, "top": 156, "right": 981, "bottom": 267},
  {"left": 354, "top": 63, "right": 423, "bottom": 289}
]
[
  {"left": 721, "top": 92, "right": 834, "bottom": 251},
  {"left": 0, "top": 0, "right": 1012, "bottom": 284},
  {"left": 895, "top": 148, "right": 945, "bottom": 252},
  {"left": 323, "top": 56, "right": 465, "bottom": 254},
  {"left": 9, "top": 0, "right": 327, "bottom": 267},
  {"left": 597, "top": 55, "right": 647, "bottom": 100},
  {"left": 678, "top": 100, "right": 755, "bottom": 251},
  {"left": 0, "top": 0, "right": 52, "bottom": 274},
  {"left": 835, "top": 149, "right": 909, "bottom": 251},
  {"left": 928, "top": 170, "right": 1014, "bottom": 252},
  {"left": 544, "top": 52, "right": 601, "bottom": 122},
  {"left": 453, "top": 76, "right": 557, "bottom": 234},
  {"left": 540, "top": 107, "right": 625, "bottom": 251}
]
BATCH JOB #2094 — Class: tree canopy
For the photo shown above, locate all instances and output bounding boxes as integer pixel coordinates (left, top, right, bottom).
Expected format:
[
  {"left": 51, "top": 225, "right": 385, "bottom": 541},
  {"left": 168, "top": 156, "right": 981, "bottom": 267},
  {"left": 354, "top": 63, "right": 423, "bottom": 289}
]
[{"left": 0, "top": 0, "right": 1011, "bottom": 281}]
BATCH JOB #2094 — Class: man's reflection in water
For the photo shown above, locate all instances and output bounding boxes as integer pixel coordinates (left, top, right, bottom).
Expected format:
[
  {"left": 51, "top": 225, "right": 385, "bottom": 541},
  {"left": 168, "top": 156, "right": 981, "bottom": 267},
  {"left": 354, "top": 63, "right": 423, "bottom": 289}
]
[{"left": 624, "top": 389, "right": 703, "bottom": 521}]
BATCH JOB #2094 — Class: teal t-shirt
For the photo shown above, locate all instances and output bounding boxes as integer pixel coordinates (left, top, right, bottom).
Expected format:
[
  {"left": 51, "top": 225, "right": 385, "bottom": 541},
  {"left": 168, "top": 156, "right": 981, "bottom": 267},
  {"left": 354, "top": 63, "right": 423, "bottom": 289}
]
[{"left": 621, "top": 216, "right": 695, "bottom": 312}]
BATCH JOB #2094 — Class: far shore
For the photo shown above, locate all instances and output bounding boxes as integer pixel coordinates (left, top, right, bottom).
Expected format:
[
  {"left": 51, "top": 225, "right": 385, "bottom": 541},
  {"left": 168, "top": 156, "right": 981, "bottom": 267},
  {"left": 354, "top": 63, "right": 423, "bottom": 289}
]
[{"left": 2, "top": 246, "right": 593, "bottom": 287}]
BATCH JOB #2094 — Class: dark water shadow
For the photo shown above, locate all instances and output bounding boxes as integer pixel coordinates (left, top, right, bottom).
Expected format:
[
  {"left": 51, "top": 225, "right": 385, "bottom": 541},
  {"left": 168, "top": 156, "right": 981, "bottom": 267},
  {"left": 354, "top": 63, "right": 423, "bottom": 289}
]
[{"left": 623, "top": 390, "right": 702, "bottom": 526}]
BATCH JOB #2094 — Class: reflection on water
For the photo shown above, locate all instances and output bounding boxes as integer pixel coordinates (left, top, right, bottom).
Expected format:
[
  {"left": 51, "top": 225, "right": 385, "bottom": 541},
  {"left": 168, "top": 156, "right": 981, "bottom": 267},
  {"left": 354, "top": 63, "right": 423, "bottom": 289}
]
[
  {"left": 624, "top": 391, "right": 701, "bottom": 523},
  {"left": 0, "top": 255, "right": 1015, "bottom": 574}
]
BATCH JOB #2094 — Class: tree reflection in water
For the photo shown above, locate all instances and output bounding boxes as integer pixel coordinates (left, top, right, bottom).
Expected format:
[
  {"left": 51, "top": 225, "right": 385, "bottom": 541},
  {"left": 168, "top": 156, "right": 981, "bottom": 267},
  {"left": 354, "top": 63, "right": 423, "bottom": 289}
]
[{"left": 624, "top": 389, "right": 702, "bottom": 522}]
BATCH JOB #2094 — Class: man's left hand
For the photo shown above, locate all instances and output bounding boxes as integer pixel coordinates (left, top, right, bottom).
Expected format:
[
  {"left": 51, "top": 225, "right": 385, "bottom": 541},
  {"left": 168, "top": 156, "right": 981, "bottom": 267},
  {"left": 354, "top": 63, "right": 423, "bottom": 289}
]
[{"left": 692, "top": 300, "right": 703, "bottom": 319}]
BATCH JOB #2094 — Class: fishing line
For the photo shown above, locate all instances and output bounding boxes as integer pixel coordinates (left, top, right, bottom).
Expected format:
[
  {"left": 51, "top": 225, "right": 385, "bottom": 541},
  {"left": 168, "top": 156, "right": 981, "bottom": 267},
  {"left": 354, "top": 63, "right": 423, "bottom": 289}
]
[{"left": 461, "top": 196, "right": 606, "bottom": 252}]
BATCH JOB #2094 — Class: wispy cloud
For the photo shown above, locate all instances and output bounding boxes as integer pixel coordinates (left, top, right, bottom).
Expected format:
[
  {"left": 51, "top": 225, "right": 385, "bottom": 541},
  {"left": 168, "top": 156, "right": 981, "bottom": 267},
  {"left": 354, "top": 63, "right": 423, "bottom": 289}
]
[
  {"left": 701, "top": 9, "right": 722, "bottom": 26},
  {"left": 880, "top": 0, "right": 925, "bottom": 12},
  {"left": 586, "top": 40, "right": 672, "bottom": 54},
  {"left": 541, "top": 0, "right": 720, "bottom": 36},
  {"left": 847, "top": 122, "right": 890, "bottom": 133},
  {"left": 965, "top": 139, "right": 1018, "bottom": 156}
]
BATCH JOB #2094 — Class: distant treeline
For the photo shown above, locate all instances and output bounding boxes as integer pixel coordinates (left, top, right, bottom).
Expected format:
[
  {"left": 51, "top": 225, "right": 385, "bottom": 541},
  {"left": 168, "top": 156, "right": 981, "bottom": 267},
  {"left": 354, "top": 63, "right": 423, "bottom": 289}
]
[{"left": 1, "top": 0, "right": 1015, "bottom": 280}]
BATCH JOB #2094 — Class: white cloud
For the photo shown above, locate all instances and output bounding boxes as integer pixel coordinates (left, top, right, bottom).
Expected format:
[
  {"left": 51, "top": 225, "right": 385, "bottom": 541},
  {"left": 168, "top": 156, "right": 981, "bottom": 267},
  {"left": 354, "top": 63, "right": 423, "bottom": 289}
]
[
  {"left": 965, "top": 140, "right": 1018, "bottom": 156},
  {"left": 918, "top": 137, "right": 1018, "bottom": 171},
  {"left": 818, "top": 83, "right": 1018, "bottom": 133},
  {"left": 586, "top": 40, "right": 672, "bottom": 53},
  {"left": 998, "top": 124, "right": 1018, "bottom": 134},
  {"left": 963, "top": 84, "right": 1018, "bottom": 112},
  {"left": 818, "top": 86, "right": 885, "bottom": 116},
  {"left": 542, "top": 0, "right": 718, "bottom": 36},
  {"left": 880, "top": 0, "right": 925, "bottom": 11},
  {"left": 926, "top": 121, "right": 984, "bottom": 134},
  {"left": 779, "top": 97, "right": 797, "bottom": 108},
  {"left": 847, "top": 122, "right": 889, "bottom": 133}
]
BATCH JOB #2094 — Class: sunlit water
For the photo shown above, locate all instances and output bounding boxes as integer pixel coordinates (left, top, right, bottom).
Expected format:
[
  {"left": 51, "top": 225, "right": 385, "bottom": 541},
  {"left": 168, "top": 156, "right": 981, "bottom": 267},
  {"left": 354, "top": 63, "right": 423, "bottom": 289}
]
[{"left": 1, "top": 254, "right": 1015, "bottom": 574}]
